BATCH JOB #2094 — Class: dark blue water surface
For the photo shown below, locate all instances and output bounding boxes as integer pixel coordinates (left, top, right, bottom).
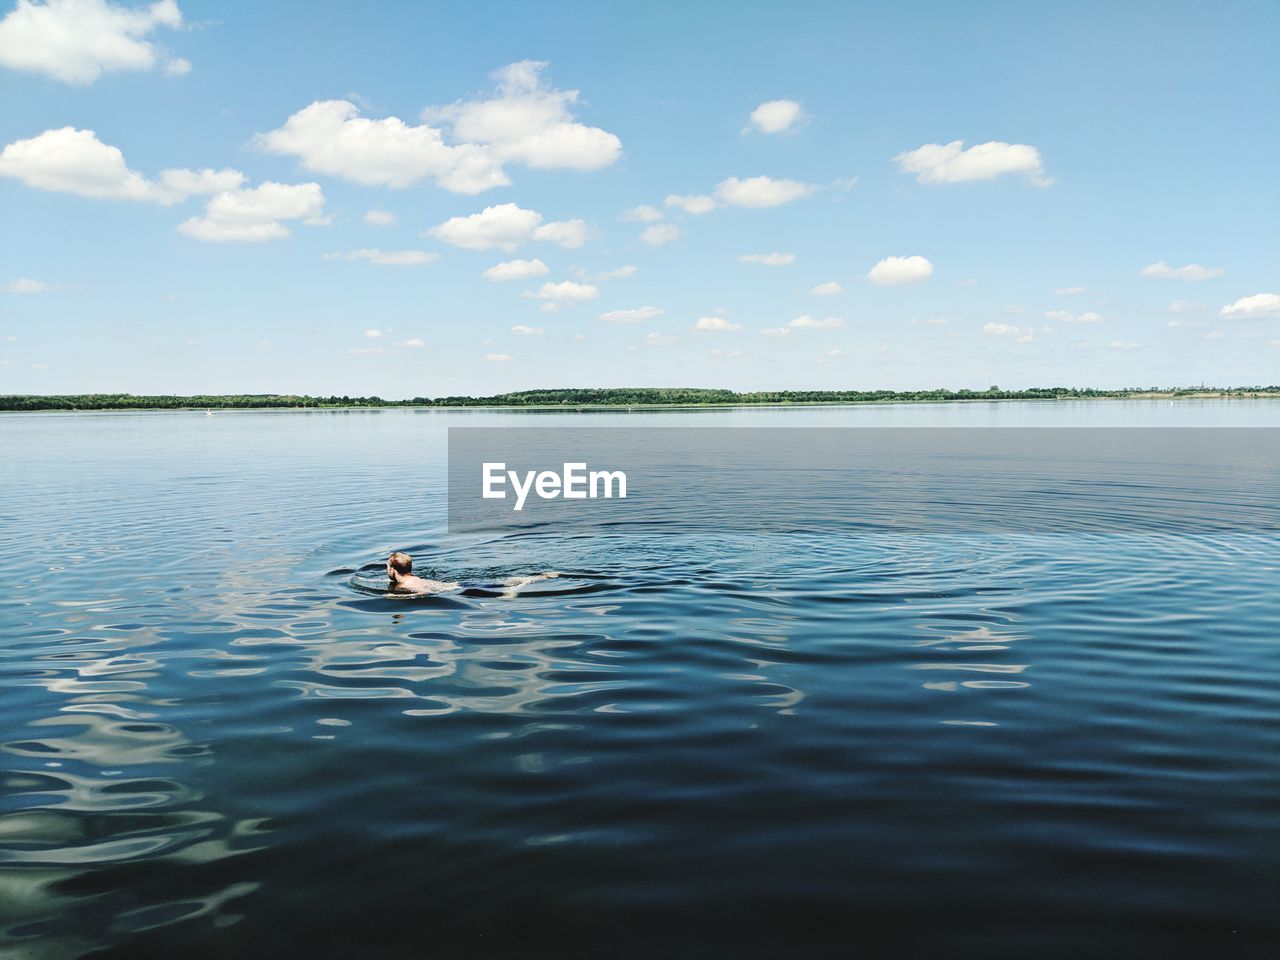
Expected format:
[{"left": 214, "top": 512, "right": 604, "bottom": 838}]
[{"left": 1, "top": 403, "right": 1278, "bottom": 958}]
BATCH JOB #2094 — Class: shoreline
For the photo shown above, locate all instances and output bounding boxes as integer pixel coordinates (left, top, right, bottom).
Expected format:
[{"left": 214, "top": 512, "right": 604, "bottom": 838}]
[{"left": 3, "top": 390, "right": 1280, "bottom": 414}]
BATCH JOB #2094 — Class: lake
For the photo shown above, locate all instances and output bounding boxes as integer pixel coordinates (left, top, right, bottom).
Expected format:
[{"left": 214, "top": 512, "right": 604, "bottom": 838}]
[{"left": 2, "top": 401, "right": 1278, "bottom": 958}]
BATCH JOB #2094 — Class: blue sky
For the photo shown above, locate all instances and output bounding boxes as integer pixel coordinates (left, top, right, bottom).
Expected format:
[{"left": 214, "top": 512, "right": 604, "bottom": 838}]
[{"left": 1, "top": 0, "right": 1277, "bottom": 398}]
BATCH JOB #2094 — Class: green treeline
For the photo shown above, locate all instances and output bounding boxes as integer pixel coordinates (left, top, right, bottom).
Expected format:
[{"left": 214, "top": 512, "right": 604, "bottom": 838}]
[
  {"left": 428, "top": 386, "right": 1279, "bottom": 406},
  {"left": 0, "top": 393, "right": 390, "bottom": 411},
  {"left": 2, "top": 385, "right": 1277, "bottom": 412}
]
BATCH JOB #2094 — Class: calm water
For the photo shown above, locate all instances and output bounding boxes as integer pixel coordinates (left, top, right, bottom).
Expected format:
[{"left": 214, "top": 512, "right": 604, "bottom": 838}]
[{"left": 1, "top": 402, "right": 1278, "bottom": 958}]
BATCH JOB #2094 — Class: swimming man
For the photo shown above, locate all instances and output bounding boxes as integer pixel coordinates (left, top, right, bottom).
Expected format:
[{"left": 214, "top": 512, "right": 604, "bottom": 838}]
[{"left": 385, "top": 552, "right": 457, "bottom": 595}]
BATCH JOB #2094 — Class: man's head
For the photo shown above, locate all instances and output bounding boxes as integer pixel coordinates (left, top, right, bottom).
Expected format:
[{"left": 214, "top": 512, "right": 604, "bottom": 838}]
[{"left": 387, "top": 552, "right": 413, "bottom": 580}]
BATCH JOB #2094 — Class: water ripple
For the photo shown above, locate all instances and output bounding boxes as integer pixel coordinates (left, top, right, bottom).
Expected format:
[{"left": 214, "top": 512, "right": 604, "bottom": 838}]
[{"left": 1, "top": 408, "right": 1278, "bottom": 955}]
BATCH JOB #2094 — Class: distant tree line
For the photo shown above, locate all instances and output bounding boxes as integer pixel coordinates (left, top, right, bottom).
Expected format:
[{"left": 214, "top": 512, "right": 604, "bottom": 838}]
[
  {"left": 2, "top": 385, "right": 1277, "bottom": 412},
  {"left": 0, "top": 393, "right": 392, "bottom": 411}
]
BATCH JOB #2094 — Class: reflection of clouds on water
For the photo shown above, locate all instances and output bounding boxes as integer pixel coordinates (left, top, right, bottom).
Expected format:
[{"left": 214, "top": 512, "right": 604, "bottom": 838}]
[
  {"left": 274, "top": 623, "right": 626, "bottom": 717},
  {"left": 248, "top": 576, "right": 814, "bottom": 720},
  {"left": 909, "top": 610, "right": 1033, "bottom": 728},
  {"left": 0, "top": 626, "right": 268, "bottom": 953},
  {"left": 726, "top": 659, "right": 806, "bottom": 714},
  {"left": 913, "top": 624, "right": 1024, "bottom": 651},
  {"left": 5, "top": 714, "right": 202, "bottom": 768}
]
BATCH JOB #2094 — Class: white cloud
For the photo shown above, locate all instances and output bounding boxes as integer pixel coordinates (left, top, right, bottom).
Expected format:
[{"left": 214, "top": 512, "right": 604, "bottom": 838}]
[
  {"left": 363, "top": 208, "right": 396, "bottom": 226},
  {"left": 1220, "top": 293, "right": 1280, "bottom": 318},
  {"left": 425, "top": 61, "right": 620, "bottom": 171},
  {"left": 1044, "top": 309, "right": 1104, "bottom": 323},
  {"left": 524, "top": 280, "right": 599, "bottom": 303},
  {"left": 162, "top": 55, "right": 189, "bottom": 76},
  {"left": 1054, "top": 286, "right": 1086, "bottom": 295},
  {"left": 595, "top": 264, "right": 636, "bottom": 280},
  {"left": 760, "top": 327, "right": 791, "bottom": 337},
  {"left": 1140, "top": 261, "right": 1224, "bottom": 281},
  {"left": 511, "top": 324, "right": 544, "bottom": 335},
  {"left": 326, "top": 248, "right": 438, "bottom": 266},
  {"left": 1204, "top": 330, "right": 1225, "bottom": 341},
  {"left": 895, "top": 140, "right": 1050, "bottom": 186},
  {"left": 178, "top": 182, "right": 326, "bottom": 243},
  {"left": 738, "top": 252, "right": 795, "bottom": 267},
  {"left": 364, "top": 329, "right": 383, "bottom": 338},
  {"left": 485, "top": 352, "right": 512, "bottom": 362},
  {"left": 531, "top": 218, "right": 587, "bottom": 248},
  {"left": 711, "top": 348, "right": 744, "bottom": 358},
  {"left": 259, "top": 62, "right": 620, "bottom": 195},
  {"left": 600, "top": 305, "right": 662, "bottom": 323},
  {"left": 3, "top": 277, "right": 55, "bottom": 293},
  {"left": 714, "top": 175, "right": 814, "bottom": 208},
  {"left": 1168, "top": 299, "right": 1207, "bottom": 313},
  {"left": 642, "top": 332, "right": 679, "bottom": 347},
  {"left": 1109, "top": 340, "right": 1140, "bottom": 350},
  {"left": 154, "top": 167, "right": 247, "bottom": 201},
  {"left": 810, "top": 281, "right": 842, "bottom": 296},
  {"left": 1166, "top": 317, "right": 1207, "bottom": 328},
  {"left": 983, "top": 322, "right": 1031, "bottom": 338},
  {"left": 257, "top": 100, "right": 505, "bottom": 194},
  {"left": 640, "top": 223, "right": 679, "bottom": 246},
  {"left": 348, "top": 346, "right": 384, "bottom": 355},
  {"left": 397, "top": 338, "right": 425, "bottom": 348},
  {"left": 746, "top": 99, "right": 803, "bottom": 135},
  {"left": 619, "top": 204, "right": 663, "bottom": 222},
  {"left": 432, "top": 202, "right": 532, "bottom": 249},
  {"left": 0, "top": 0, "right": 187, "bottom": 85},
  {"left": 666, "top": 193, "right": 717, "bottom": 214},
  {"left": 0, "top": 127, "right": 244, "bottom": 204},
  {"left": 695, "top": 316, "right": 741, "bottom": 332},
  {"left": 427, "top": 203, "right": 583, "bottom": 251},
  {"left": 538, "top": 302, "right": 561, "bottom": 314},
  {"left": 926, "top": 317, "right": 950, "bottom": 326},
  {"left": 789, "top": 314, "right": 845, "bottom": 329},
  {"left": 483, "top": 258, "right": 548, "bottom": 282},
  {"left": 867, "top": 255, "right": 933, "bottom": 285}
]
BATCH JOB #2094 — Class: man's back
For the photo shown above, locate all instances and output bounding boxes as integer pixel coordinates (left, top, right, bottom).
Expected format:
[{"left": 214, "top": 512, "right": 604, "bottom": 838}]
[{"left": 389, "top": 572, "right": 455, "bottom": 595}]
